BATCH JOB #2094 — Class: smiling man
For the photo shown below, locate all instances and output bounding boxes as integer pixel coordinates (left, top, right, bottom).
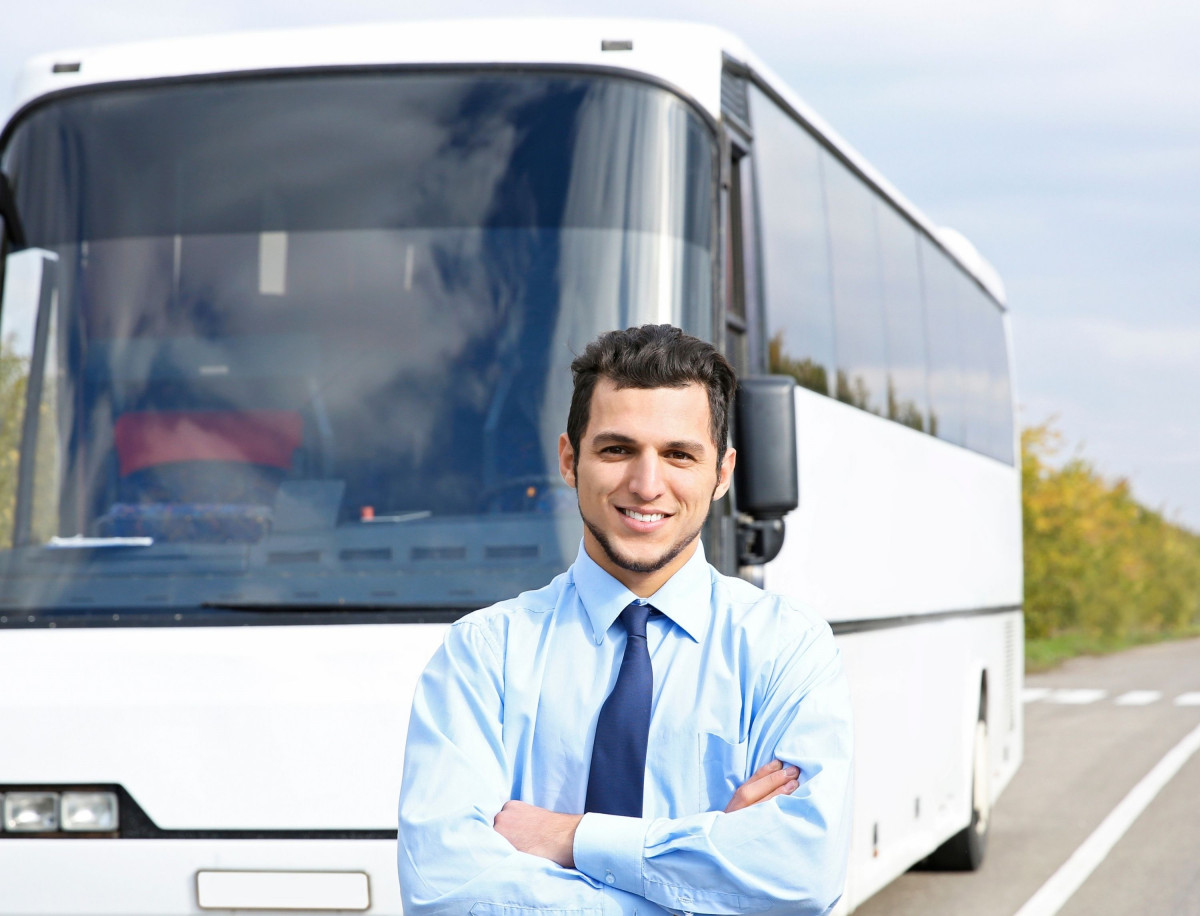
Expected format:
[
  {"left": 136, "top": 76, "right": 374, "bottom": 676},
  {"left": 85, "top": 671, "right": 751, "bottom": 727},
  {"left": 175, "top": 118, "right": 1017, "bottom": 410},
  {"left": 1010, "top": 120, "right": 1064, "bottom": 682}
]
[{"left": 398, "top": 325, "right": 853, "bottom": 915}]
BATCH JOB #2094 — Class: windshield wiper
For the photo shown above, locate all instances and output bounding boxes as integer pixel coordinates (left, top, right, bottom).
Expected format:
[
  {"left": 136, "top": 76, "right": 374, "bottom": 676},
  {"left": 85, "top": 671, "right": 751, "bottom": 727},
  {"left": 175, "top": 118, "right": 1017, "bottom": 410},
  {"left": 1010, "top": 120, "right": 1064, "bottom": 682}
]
[
  {"left": 198, "top": 601, "right": 473, "bottom": 621},
  {"left": 46, "top": 536, "right": 154, "bottom": 549},
  {"left": 200, "top": 600, "right": 394, "bottom": 612}
]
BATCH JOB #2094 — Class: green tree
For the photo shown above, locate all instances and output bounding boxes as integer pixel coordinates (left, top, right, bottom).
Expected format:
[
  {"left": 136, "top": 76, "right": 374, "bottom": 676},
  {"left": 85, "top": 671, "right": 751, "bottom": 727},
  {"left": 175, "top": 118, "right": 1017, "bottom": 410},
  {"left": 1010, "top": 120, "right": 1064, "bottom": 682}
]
[
  {"left": 1022, "top": 420, "right": 1200, "bottom": 652},
  {"left": 0, "top": 337, "right": 29, "bottom": 545}
]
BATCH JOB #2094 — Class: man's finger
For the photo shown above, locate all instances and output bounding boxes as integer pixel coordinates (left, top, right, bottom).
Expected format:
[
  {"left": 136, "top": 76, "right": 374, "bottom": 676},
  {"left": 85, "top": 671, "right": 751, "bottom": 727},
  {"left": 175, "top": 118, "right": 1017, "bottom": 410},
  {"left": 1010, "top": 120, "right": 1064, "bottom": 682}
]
[
  {"left": 724, "top": 760, "right": 800, "bottom": 813},
  {"left": 746, "top": 759, "right": 784, "bottom": 783}
]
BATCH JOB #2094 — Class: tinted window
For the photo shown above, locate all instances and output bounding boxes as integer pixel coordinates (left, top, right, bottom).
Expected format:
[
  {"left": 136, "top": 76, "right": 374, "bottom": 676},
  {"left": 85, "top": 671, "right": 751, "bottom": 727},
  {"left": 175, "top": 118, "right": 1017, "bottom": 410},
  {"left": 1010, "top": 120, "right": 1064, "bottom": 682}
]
[
  {"left": 877, "top": 202, "right": 928, "bottom": 430},
  {"left": 921, "top": 237, "right": 965, "bottom": 445},
  {"left": 747, "top": 85, "right": 1012, "bottom": 463},
  {"left": 962, "top": 288, "right": 1014, "bottom": 463},
  {"left": 749, "top": 89, "right": 835, "bottom": 395},
  {"left": 962, "top": 286, "right": 993, "bottom": 457},
  {"left": 0, "top": 72, "right": 717, "bottom": 616},
  {"left": 9, "top": 74, "right": 713, "bottom": 247},
  {"left": 985, "top": 308, "right": 1015, "bottom": 464},
  {"left": 825, "top": 157, "right": 887, "bottom": 415}
]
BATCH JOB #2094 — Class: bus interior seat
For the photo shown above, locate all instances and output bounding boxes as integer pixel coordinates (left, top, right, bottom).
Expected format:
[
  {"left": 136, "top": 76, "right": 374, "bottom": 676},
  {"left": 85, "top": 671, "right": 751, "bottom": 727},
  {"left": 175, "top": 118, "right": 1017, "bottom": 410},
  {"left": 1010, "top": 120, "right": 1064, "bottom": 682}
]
[{"left": 95, "top": 409, "right": 304, "bottom": 542}]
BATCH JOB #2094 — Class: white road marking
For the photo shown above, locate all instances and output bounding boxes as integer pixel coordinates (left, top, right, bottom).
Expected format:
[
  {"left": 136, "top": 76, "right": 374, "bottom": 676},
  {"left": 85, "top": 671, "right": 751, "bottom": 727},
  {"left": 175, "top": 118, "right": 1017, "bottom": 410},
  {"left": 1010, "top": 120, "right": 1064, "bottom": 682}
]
[
  {"left": 1022, "top": 688, "right": 1050, "bottom": 703},
  {"left": 1175, "top": 692, "right": 1200, "bottom": 706},
  {"left": 1114, "top": 690, "right": 1161, "bottom": 706},
  {"left": 1013, "top": 718, "right": 1200, "bottom": 916},
  {"left": 1046, "top": 688, "right": 1107, "bottom": 705}
]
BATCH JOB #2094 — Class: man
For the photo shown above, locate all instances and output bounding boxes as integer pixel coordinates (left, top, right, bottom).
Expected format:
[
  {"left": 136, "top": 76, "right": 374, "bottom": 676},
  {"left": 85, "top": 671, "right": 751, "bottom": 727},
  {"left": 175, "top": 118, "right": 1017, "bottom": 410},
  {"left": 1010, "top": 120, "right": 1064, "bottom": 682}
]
[{"left": 398, "top": 325, "right": 853, "bottom": 915}]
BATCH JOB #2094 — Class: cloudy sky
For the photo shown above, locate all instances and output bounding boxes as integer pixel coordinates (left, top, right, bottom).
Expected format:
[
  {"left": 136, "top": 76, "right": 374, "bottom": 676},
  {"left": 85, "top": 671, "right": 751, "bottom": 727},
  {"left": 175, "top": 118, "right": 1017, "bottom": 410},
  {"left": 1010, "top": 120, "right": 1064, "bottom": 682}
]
[{"left": 4, "top": 0, "right": 1198, "bottom": 529}]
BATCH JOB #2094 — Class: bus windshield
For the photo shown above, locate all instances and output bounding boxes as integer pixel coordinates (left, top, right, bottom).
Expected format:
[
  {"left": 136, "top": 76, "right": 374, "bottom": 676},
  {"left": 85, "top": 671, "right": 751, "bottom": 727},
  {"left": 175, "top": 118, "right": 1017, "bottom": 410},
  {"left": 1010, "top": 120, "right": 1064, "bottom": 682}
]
[{"left": 0, "top": 71, "right": 716, "bottom": 619}]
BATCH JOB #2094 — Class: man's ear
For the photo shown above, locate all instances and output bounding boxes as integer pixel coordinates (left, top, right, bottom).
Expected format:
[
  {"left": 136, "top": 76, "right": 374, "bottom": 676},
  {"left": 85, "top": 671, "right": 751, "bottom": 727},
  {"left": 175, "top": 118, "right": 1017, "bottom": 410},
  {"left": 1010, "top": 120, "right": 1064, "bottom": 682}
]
[
  {"left": 713, "top": 447, "right": 737, "bottom": 502},
  {"left": 558, "top": 433, "right": 577, "bottom": 489}
]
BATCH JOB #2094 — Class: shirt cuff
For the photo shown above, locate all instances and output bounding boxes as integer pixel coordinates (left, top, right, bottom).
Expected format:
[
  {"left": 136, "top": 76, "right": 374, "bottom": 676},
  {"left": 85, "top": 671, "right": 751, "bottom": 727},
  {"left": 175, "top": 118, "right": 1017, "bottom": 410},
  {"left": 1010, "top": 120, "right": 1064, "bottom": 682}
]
[{"left": 573, "top": 813, "right": 646, "bottom": 896}]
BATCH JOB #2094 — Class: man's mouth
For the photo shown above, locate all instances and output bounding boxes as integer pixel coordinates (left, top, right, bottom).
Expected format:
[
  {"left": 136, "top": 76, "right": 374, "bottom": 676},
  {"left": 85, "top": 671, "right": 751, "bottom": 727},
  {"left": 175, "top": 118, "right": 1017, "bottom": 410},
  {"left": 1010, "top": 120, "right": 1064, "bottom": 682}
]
[{"left": 620, "top": 508, "right": 668, "bottom": 523}]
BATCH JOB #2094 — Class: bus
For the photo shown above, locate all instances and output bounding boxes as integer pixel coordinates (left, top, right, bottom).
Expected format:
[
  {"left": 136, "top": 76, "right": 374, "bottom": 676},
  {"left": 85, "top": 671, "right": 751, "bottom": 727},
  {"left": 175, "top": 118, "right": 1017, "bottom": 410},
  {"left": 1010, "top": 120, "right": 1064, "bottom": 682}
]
[{"left": 0, "top": 19, "right": 1022, "bottom": 914}]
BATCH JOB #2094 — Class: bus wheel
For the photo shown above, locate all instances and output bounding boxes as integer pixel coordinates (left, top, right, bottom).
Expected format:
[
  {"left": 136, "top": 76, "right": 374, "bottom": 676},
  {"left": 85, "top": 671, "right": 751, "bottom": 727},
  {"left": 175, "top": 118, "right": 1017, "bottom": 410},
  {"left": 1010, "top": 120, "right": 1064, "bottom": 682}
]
[{"left": 923, "top": 711, "right": 990, "bottom": 871}]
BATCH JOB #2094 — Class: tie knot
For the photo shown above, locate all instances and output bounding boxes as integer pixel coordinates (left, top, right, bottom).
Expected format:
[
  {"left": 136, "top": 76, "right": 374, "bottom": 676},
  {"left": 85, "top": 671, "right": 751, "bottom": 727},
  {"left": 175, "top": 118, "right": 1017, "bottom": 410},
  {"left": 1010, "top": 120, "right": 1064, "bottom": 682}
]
[{"left": 620, "top": 603, "right": 652, "bottom": 639}]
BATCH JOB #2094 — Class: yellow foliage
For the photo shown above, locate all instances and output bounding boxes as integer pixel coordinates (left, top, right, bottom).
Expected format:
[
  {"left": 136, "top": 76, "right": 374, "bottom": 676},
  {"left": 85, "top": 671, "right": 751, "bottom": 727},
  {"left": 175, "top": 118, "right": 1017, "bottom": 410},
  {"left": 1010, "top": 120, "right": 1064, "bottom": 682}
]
[{"left": 1022, "top": 421, "right": 1200, "bottom": 641}]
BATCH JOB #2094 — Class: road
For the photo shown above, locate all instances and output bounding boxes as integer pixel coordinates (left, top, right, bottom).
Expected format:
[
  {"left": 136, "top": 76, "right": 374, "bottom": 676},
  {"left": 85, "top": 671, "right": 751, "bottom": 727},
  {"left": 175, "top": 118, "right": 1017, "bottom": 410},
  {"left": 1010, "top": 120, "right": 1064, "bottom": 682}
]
[{"left": 853, "top": 637, "right": 1200, "bottom": 916}]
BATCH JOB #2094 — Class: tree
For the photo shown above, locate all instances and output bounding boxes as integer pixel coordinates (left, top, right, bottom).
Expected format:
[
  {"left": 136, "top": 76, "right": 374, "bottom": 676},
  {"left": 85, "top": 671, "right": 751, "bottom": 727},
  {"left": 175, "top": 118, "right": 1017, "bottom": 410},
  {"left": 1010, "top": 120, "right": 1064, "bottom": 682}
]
[{"left": 1022, "top": 421, "right": 1200, "bottom": 645}]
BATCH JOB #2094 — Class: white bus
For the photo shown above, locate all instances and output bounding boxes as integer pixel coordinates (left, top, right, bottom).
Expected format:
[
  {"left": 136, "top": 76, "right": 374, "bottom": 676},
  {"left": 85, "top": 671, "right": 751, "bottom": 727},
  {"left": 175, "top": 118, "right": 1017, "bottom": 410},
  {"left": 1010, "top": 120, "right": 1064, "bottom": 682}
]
[{"left": 0, "top": 19, "right": 1022, "bottom": 914}]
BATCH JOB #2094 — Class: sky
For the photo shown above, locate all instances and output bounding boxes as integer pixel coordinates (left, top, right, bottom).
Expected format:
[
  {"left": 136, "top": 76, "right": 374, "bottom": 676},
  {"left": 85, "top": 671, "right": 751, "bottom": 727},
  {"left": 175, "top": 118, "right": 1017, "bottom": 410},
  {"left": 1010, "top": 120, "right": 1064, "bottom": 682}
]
[{"left": 3, "top": 0, "right": 1198, "bottom": 530}]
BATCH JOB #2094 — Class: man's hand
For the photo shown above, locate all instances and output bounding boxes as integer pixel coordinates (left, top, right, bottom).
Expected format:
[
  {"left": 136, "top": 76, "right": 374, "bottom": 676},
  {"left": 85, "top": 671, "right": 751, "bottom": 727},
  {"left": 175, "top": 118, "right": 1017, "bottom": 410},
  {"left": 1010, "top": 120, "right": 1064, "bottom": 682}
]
[
  {"left": 725, "top": 759, "right": 800, "bottom": 813},
  {"left": 494, "top": 800, "right": 583, "bottom": 868},
  {"left": 494, "top": 760, "right": 796, "bottom": 866}
]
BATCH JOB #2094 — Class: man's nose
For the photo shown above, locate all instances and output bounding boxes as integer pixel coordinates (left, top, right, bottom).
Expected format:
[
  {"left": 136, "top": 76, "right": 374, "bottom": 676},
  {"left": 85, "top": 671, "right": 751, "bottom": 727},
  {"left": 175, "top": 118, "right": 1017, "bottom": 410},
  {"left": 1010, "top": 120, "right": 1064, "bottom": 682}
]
[{"left": 627, "top": 452, "right": 665, "bottom": 500}]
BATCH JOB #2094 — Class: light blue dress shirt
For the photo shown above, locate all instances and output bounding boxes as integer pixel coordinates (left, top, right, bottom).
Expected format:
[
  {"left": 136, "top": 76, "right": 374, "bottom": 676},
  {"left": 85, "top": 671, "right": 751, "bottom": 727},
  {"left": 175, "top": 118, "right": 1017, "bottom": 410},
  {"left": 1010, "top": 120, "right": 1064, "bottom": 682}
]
[{"left": 398, "top": 541, "right": 854, "bottom": 915}]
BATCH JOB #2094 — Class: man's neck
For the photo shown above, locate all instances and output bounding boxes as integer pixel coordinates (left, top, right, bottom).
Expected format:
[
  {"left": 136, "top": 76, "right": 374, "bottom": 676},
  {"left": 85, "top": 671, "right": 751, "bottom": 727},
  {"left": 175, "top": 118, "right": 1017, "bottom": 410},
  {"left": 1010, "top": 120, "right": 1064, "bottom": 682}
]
[{"left": 582, "top": 534, "right": 699, "bottom": 598}]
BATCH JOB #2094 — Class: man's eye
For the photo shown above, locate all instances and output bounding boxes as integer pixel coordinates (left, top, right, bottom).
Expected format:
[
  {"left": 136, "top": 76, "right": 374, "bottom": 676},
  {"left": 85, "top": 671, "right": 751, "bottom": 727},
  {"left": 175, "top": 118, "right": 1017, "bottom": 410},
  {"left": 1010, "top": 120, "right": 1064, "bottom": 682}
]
[
  {"left": 601, "top": 445, "right": 628, "bottom": 455},
  {"left": 669, "top": 451, "right": 695, "bottom": 462}
]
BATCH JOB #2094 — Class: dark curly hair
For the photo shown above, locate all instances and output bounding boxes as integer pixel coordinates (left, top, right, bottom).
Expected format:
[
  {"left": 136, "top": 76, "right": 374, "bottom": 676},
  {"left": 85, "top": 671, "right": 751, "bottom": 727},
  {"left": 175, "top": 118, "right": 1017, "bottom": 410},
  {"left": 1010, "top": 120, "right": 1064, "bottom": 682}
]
[{"left": 566, "top": 325, "right": 737, "bottom": 466}]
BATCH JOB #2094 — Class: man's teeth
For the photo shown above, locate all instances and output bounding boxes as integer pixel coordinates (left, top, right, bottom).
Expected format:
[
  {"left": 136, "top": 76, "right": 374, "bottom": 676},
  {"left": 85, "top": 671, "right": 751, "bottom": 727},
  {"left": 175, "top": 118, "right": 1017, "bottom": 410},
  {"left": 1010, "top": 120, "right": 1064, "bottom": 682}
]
[{"left": 623, "top": 509, "right": 665, "bottom": 522}]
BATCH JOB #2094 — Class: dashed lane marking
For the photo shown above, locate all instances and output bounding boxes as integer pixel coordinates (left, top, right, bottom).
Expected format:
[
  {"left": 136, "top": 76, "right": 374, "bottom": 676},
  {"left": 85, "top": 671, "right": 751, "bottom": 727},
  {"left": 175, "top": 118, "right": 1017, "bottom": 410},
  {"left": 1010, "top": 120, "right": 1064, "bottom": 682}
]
[
  {"left": 1114, "top": 690, "right": 1162, "bottom": 706},
  {"left": 1046, "top": 688, "right": 1108, "bottom": 705},
  {"left": 1024, "top": 689, "right": 1200, "bottom": 707}
]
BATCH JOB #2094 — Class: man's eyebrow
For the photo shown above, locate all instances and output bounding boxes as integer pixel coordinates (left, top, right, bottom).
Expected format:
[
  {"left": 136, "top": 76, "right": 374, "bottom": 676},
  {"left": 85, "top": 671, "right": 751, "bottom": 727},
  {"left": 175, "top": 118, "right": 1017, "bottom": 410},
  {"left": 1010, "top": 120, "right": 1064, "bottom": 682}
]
[
  {"left": 590, "top": 431, "right": 637, "bottom": 447},
  {"left": 662, "top": 438, "right": 708, "bottom": 455},
  {"left": 590, "top": 431, "right": 708, "bottom": 454}
]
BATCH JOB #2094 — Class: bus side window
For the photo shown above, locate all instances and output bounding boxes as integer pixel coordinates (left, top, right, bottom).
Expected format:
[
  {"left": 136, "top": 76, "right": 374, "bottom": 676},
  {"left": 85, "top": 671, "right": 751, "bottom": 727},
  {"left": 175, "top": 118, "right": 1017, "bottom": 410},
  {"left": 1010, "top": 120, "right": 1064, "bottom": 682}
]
[
  {"left": 824, "top": 155, "right": 888, "bottom": 416},
  {"left": 921, "top": 237, "right": 966, "bottom": 446},
  {"left": 877, "top": 201, "right": 930, "bottom": 431},
  {"left": 748, "top": 88, "right": 835, "bottom": 396},
  {"left": 985, "top": 306, "right": 1015, "bottom": 464},
  {"left": 962, "top": 287, "right": 1014, "bottom": 464}
]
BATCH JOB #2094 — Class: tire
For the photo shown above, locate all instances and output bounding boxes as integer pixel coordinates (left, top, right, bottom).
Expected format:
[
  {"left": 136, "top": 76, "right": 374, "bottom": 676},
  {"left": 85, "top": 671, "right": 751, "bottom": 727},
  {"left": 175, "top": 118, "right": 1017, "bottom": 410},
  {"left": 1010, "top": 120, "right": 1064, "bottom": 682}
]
[{"left": 921, "top": 709, "right": 990, "bottom": 871}]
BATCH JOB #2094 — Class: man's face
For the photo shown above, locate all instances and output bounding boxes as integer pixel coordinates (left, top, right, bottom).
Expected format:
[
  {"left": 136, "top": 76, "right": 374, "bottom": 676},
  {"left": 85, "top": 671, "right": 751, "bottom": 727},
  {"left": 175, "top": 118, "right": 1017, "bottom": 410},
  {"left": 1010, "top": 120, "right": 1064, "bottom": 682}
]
[{"left": 558, "top": 378, "right": 736, "bottom": 595}]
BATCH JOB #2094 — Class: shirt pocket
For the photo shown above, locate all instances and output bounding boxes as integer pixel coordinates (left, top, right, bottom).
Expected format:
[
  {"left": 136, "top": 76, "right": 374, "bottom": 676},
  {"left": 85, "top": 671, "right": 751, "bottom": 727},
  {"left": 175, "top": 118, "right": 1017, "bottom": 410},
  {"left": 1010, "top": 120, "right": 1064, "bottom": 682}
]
[{"left": 697, "top": 731, "right": 750, "bottom": 812}]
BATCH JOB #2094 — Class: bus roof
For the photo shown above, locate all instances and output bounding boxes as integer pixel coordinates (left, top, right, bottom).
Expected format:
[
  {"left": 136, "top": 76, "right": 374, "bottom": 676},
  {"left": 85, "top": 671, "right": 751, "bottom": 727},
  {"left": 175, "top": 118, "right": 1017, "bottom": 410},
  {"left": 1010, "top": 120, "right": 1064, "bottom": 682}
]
[{"left": 6, "top": 18, "right": 1005, "bottom": 303}]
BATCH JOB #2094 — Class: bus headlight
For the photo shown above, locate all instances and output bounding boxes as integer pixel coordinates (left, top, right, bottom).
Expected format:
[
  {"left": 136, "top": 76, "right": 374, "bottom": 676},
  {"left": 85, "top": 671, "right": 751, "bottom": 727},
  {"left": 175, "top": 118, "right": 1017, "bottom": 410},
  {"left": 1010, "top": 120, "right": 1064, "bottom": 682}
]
[
  {"left": 61, "top": 792, "right": 119, "bottom": 832},
  {"left": 3, "top": 792, "right": 59, "bottom": 832}
]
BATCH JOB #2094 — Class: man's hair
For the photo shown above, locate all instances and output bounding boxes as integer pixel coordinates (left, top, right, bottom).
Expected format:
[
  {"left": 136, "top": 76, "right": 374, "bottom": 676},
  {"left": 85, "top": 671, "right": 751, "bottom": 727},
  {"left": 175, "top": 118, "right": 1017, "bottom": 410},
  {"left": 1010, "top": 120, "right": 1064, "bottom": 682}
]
[{"left": 567, "top": 325, "right": 737, "bottom": 464}]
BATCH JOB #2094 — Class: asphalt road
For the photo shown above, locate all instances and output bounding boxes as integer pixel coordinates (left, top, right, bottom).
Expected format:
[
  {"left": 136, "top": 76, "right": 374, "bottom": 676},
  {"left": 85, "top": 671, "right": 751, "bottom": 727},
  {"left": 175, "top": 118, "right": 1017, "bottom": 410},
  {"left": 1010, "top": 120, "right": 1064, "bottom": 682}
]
[{"left": 852, "top": 637, "right": 1200, "bottom": 916}]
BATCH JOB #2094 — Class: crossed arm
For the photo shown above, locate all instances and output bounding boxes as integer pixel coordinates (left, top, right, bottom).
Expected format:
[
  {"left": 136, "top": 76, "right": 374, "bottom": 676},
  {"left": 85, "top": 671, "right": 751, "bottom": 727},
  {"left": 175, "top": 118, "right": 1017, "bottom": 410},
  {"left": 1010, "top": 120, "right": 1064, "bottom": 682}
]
[
  {"left": 493, "top": 759, "right": 802, "bottom": 868},
  {"left": 398, "top": 617, "right": 853, "bottom": 915}
]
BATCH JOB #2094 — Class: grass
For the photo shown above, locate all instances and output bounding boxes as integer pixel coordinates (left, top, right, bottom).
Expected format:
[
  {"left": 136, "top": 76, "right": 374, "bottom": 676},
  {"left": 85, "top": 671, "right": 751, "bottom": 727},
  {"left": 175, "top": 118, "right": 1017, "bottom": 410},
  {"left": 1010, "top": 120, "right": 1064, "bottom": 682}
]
[{"left": 1026, "top": 626, "right": 1200, "bottom": 673}]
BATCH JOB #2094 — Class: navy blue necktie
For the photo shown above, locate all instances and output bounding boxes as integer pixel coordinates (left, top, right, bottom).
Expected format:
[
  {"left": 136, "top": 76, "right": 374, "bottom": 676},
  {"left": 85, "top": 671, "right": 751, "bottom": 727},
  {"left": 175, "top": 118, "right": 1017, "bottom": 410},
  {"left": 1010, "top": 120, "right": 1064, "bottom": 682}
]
[{"left": 585, "top": 603, "right": 654, "bottom": 817}]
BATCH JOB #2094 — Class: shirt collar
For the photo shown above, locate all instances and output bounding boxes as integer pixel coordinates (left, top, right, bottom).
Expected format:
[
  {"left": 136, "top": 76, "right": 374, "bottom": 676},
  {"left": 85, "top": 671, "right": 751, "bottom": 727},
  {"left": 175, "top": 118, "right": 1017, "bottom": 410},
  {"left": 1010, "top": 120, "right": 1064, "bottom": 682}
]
[{"left": 571, "top": 540, "right": 711, "bottom": 645}]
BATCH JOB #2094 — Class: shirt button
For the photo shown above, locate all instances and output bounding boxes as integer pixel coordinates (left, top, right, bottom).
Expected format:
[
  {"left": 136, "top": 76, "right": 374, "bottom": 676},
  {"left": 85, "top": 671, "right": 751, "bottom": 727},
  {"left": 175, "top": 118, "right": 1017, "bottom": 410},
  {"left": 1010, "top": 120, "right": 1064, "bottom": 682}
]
[{"left": 605, "top": 872, "right": 615, "bottom": 885}]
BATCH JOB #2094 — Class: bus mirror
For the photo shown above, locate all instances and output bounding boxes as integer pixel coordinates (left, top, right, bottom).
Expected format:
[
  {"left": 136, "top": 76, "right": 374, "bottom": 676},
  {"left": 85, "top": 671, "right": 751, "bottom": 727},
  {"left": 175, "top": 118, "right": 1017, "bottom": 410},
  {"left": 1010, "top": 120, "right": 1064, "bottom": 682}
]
[
  {"left": 733, "top": 375, "right": 799, "bottom": 518},
  {"left": 733, "top": 375, "right": 798, "bottom": 565}
]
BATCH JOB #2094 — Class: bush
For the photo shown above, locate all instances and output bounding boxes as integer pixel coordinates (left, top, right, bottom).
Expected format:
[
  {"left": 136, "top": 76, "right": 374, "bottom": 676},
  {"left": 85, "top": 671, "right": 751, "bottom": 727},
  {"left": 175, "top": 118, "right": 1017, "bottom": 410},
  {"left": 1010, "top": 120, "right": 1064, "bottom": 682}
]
[{"left": 1022, "top": 421, "right": 1200, "bottom": 649}]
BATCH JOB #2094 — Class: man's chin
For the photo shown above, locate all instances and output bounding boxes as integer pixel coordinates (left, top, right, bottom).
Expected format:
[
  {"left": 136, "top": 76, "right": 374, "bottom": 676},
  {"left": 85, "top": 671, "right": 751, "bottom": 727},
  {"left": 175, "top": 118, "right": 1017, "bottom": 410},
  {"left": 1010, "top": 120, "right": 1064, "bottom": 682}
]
[{"left": 583, "top": 518, "right": 698, "bottom": 576}]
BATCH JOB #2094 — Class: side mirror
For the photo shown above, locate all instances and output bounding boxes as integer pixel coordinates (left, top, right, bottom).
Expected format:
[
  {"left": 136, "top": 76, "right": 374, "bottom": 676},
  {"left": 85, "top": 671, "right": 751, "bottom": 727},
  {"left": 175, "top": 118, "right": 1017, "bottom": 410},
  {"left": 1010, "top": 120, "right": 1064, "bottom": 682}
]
[{"left": 732, "top": 375, "right": 798, "bottom": 565}]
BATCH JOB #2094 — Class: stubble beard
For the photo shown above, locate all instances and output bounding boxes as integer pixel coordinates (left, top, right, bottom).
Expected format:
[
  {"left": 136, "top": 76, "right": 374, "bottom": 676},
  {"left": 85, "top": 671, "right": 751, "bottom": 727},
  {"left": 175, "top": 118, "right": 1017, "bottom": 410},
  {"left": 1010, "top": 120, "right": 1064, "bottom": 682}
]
[
  {"left": 574, "top": 460, "right": 721, "bottom": 575},
  {"left": 582, "top": 512, "right": 705, "bottom": 575}
]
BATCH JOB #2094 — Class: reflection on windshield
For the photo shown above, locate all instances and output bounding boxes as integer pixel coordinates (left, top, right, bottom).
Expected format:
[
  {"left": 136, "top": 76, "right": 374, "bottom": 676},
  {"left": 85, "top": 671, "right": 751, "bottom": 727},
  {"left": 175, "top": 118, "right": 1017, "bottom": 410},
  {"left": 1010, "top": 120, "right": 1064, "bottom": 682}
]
[{"left": 0, "top": 71, "right": 715, "bottom": 615}]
